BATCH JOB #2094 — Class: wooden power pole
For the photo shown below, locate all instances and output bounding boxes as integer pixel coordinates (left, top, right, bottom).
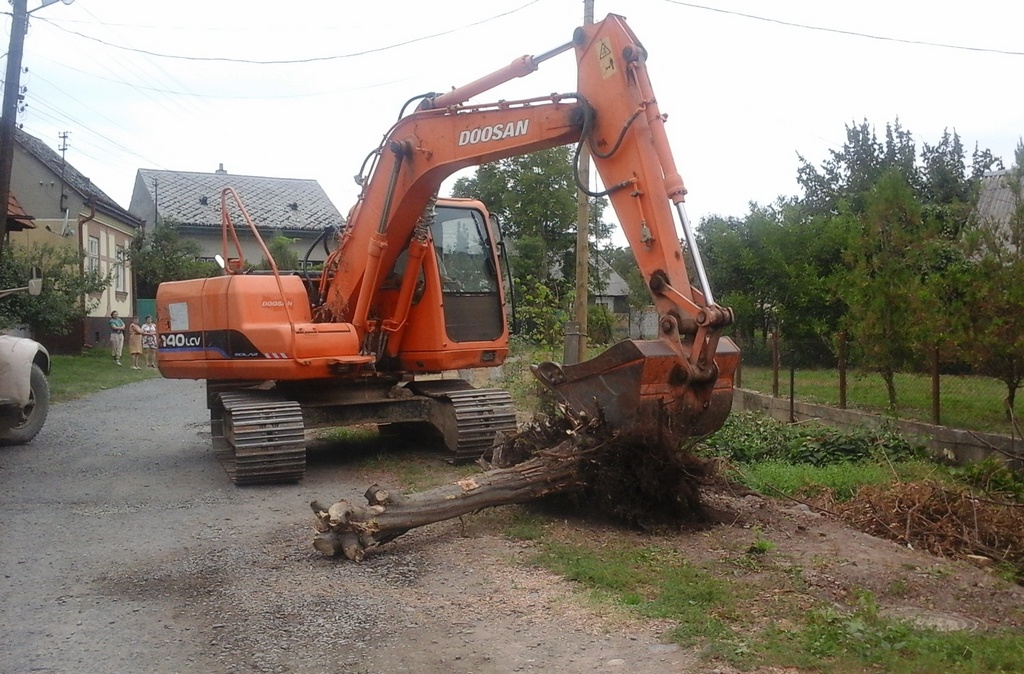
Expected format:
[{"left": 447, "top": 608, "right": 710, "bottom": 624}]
[
  {"left": 565, "top": 0, "right": 595, "bottom": 365},
  {"left": 0, "top": 0, "right": 30, "bottom": 260}
]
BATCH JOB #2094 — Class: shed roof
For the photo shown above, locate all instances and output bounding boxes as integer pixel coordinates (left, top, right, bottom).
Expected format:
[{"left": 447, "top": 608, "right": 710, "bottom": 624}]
[
  {"left": 136, "top": 168, "right": 343, "bottom": 232},
  {"left": 5, "top": 193, "right": 35, "bottom": 231},
  {"left": 976, "top": 170, "right": 1022, "bottom": 226}
]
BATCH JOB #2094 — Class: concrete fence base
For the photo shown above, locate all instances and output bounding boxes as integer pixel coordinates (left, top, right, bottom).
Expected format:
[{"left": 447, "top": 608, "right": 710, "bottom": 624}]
[{"left": 734, "top": 388, "right": 1023, "bottom": 470}]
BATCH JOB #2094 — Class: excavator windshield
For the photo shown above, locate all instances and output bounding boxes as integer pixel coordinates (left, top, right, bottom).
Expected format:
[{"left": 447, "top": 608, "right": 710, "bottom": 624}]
[
  {"left": 431, "top": 204, "right": 504, "bottom": 342},
  {"left": 432, "top": 206, "right": 499, "bottom": 295}
]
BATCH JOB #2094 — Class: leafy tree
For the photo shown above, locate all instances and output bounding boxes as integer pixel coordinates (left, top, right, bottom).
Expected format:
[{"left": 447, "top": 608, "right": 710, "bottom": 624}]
[
  {"left": 130, "top": 223, "right": 219, "bottom": 298},
  {"left": 697, "top": 210, "right": 780, "bottom": 345},
  {"left": 797, "top": 119, "right": 919, "bottom": 217},
  {"left": 451, "top": 147, "right": 609, "bottom": 288},
  {"left": 0, "top": 243, "right": 109, "bottom": 336},
  {"left": 515, "top": 275, "right": 570, "bottom": 351},
  {"left": 259, "top": 235, "right": 300, "bottom": 270},
  {"left": 791, "top": 119, "right": 1002, "bottom": 374},
  {"left": 836, "top": 169, "right": 941, "bottom": 408},
  {"left": 697, "top": 200, "right": 846, "bottom": 359},
  {"left": 955, "top": 141, "right": 1024, "bottom": 418}
]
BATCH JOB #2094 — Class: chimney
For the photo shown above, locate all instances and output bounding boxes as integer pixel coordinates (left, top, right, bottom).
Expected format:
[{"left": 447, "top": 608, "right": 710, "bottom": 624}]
[{"left": 215, "top": 163, "right": 227, "bottom": 175}]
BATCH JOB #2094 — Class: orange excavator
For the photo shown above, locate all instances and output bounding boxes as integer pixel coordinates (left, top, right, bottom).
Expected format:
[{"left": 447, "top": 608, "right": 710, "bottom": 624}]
[{"left": 156, "top": 14, "right": 739, "bottom": 485}]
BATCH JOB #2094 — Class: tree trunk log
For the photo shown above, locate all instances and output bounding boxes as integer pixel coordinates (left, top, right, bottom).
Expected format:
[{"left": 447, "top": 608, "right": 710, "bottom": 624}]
[
  {"left": 312, "top": 407, "right": 714, "bottom": 561},
  {"left": 312, "top": 439, "right": 586, "bottom": 560}
]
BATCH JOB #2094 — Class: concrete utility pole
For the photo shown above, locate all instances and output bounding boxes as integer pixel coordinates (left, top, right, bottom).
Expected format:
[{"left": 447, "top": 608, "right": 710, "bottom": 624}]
[
  {"left": 565, "top": 0, "right": 595, "bottom": 365},
  {"left": 0, "top": 0, "right": 30, "bottom": 260}
]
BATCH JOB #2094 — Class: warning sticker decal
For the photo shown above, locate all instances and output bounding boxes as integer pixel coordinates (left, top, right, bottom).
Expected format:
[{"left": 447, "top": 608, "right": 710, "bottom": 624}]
[{"left": 597, "top": 38, "right": 615, "bottom": 79}]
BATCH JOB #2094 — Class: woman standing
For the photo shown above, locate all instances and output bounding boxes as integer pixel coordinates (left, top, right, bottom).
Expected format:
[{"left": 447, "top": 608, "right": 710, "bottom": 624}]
[
  {"left": 141, "top": 315, "right": 158, "bottom": 368},
  {"left": 128, "top": 319, "right": 144, "bottom": 369}
]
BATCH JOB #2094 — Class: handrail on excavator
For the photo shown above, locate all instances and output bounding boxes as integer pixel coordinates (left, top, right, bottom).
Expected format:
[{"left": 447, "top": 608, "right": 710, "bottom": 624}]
[{"left": 219, "top": 187, "right": 298, "bottom": 330}]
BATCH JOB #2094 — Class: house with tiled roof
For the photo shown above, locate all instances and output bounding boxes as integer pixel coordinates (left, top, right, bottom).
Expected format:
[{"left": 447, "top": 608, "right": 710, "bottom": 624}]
[
  {"left": 128, "top": 165, "right": 344, "bottom": 266},
  {"left": 7, "top": 128, "right": 144, "bottom": 351}
]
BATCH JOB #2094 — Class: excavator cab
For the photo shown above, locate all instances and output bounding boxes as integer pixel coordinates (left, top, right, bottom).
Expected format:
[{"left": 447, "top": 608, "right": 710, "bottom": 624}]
[{"left": 377, "top": 200, "right": 511, "bottom": 373}]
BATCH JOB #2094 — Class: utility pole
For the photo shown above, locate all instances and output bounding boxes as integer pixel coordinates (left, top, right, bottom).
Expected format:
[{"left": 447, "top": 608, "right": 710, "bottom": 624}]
[
  {"left": 58, "top": 130, "right": 69, "bottom": 212},
  {"left": 0, "top": 0, "right": 30, "bottom": 259},
  {"left": 565, "top": 0, "right": 595, "bottom": 365}
]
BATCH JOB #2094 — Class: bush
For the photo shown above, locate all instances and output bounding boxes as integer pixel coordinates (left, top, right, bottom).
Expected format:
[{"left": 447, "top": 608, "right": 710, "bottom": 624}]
[
  {"left": 587, "top": 304, "right": 615, "bottom": 345},
  {"left": 702, "top": 412, "right": 924, "bottom": 466}
]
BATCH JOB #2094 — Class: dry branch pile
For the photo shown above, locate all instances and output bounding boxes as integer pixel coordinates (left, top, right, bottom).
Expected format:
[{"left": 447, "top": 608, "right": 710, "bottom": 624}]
[
  {"left": 835, "top": 480, "right": 1024, "bottom": 575},
  {"left": 312, "top": 407, "right": 714, "bottom": 560}
]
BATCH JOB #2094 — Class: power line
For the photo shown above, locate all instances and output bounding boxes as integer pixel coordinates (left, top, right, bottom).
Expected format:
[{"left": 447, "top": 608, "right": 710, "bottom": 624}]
[
  {"left": 36, "top": 57, "right": 414, "bottom": 100},
  {"left": 34, "top": 1, "right": 542, "bottom": 65},
  {"left": 665, "top": 1, "right": 1024, "bottom": 56}
]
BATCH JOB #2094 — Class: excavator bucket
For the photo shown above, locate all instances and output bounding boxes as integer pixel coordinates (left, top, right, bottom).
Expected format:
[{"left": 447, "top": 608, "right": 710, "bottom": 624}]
[{"left": 532, "top": 337, "right": 739, "bottom": 441}]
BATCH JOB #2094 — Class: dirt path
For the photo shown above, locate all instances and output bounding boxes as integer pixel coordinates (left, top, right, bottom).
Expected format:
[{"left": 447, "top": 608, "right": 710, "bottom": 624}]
[
  {"left": 2, "top": 378, "right": 1021, "bottom": 674},
  {"left": 0, "top": 379, "right": 695, "bottom": 674}
]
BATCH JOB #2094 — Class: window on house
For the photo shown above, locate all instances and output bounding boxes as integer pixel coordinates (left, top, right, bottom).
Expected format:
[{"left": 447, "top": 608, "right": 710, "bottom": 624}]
[
  {"left": 115, "top": 245, "right": 126, "bottom": 292},
  {"left": 88, "top": 236, "right": 100, "bottom": 273}
]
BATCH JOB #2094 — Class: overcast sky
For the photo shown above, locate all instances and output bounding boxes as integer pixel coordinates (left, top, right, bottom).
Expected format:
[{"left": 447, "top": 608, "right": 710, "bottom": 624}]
[{"left": 9, "top": 0, "right": 1022, "bottom": 241}]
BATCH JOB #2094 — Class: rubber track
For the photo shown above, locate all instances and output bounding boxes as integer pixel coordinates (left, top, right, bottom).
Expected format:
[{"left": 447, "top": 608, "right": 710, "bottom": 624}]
[
  {"left": 216, "top": 391, "right": 306, "bottom": 485},
  {"left": 440, "top": 387, "right": 518, "bottom": 460}
]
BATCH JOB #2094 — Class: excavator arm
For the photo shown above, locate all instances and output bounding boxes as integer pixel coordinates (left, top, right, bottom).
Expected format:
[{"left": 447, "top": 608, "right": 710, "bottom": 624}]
[{"left": 321, "top": 13, "right": 738, "bottom": 440}]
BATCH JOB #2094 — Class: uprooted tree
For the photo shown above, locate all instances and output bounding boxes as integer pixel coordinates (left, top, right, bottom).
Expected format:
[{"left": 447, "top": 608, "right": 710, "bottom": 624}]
[{"left": 311, "top": 407, "right": 714, "bottom": 561}]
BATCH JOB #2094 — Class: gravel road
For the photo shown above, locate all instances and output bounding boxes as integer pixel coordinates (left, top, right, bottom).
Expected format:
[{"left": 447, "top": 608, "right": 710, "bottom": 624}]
[{"left": 0, "top": 378, "right": 696, "bottom": 674}]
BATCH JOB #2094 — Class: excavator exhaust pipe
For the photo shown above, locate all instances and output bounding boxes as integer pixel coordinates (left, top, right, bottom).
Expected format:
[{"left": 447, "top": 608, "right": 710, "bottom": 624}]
[{"left": 532, "top": 337, "right": 739, "bottom": 441}]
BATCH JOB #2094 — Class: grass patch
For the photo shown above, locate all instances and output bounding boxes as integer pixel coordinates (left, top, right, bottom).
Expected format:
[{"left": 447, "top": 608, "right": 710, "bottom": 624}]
[
  {"left": 49, "top": 348, "right": 161, "bottom": 403},
  {"left": 531, "top": 540, "right": 736, "bottom": 643},
  {"left": 738, "top": 459, "right": 939, "bottom": 501},
  {"left": 740, "top": 365, "right": 1014, "bottom": 435},
  {"left": 345, "top": 440, "right": 481, "bottom": 491},
  {"left": 783, "top": 591, "right": 1024, "bottom": 673},
  {"left": 502, "top": 509, "right": 550, "bottom": 542},
  {"left": 525, "top": 528, "right": 1024, "bottom": 672}
]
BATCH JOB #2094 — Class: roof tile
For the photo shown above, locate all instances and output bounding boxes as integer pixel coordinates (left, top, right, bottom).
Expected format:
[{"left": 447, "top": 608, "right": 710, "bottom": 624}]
[{"left": 137, "top": 169, "right": 343, "bottom": 231}]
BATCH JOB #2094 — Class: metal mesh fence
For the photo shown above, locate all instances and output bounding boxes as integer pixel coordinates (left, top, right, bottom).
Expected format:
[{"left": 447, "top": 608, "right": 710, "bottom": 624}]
[{"left": 735, "top": 333, "right": 1019, "bottom": 436}]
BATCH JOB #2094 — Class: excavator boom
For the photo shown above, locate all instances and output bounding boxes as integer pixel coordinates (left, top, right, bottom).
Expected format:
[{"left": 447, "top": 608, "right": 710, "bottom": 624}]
[{"left": 323, "top": 13, "right": 738, "bottom": 442}]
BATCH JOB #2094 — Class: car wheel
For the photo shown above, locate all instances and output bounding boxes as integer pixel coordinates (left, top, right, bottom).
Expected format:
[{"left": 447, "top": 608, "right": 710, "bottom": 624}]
[{"left": 0, "top": 364, "right": 50, "bottom": 445}]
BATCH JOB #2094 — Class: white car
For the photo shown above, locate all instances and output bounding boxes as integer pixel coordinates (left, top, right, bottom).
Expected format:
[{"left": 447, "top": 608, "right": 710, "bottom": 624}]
[{"left": 0, "top": 275, "right": 50, "bottom": 445}]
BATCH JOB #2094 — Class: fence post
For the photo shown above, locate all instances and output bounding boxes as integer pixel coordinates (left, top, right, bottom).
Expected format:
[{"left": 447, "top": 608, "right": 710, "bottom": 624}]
[
  {"left": 734, "top": 335, "right": 742, "bottom": 389},
  {"left": 838, "top": 331, "right": 847, "bottom": 410},
  {"left": 771, "top": 330, "right": 780, "bottom": 398},
  {"left": 789, "top": 353, "right": 796, "bottom": 423},
  {"left": 931, "top": 344, "right": 940, "bottom": 426}
]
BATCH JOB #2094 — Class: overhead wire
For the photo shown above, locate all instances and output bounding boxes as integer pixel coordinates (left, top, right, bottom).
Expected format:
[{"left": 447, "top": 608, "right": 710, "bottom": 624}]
[
  {"left": 32, "top": 0, "right": 543, "bottom": 65},
  {"left": 11, "top": 0, "right": 1021, "bottom": 216},
  {"left": 36, "top": 56, "right": 415, "bottom": 99},
  {"left": 664, "top": 0, "right": 1024, "bottom": 57},
  {"left": 12, "top": 1, "right": 552, "bottom": 210}
]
